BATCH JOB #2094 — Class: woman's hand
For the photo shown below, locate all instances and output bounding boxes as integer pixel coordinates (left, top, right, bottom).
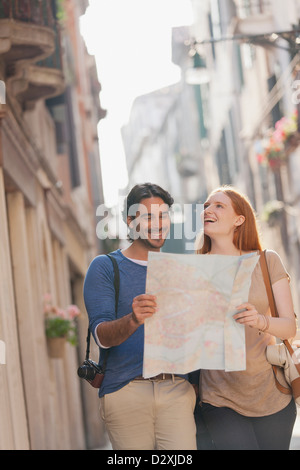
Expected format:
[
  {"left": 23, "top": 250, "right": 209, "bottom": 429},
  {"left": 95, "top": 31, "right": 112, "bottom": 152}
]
[
  {"left": 234, "top": 279, "right": 297, "bottom": 339},
  {"left": 233, "top": 303, "right": 266, "bottom": 330}
]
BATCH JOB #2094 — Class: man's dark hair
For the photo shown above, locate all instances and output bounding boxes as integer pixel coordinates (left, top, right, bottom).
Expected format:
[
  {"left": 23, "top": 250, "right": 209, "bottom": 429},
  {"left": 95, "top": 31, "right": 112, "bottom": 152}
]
[
  {"left": 123, "top": 183, "right": 174, "bottom": 221},
  {"left": 122, "top": 183, "right": 174, "bottom": 241}
]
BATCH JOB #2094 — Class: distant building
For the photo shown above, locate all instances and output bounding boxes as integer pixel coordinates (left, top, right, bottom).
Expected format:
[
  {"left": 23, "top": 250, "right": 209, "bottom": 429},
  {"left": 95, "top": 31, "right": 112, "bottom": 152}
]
[
  {"left": 188, "top": 0, "right": 300, "bottom": 312},
  {"left": 122, "top": 0, "right": 300, "bottom": 313}
]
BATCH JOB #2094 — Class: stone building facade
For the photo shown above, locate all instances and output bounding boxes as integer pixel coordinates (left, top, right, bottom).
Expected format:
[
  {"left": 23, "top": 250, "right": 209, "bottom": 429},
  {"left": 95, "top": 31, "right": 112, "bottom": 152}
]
[{"left": 0, "top": 0, "right": 107, "bottom": 449}]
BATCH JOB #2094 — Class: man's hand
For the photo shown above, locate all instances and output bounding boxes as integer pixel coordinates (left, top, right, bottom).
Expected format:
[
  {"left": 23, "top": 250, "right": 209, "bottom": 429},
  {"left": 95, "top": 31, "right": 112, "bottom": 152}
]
[
  {"left": 132, "top": 294, "right": 157, "bottom": 325},
  {"left": 97, "top": 294, "right": 158, "bottom": 348}
]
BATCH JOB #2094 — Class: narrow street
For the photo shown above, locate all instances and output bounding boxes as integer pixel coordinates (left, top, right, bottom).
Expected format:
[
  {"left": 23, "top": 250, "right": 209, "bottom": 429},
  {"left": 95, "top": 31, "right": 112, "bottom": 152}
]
[{"left": 1, "top": 0, "right": 300, "bottom": 450}]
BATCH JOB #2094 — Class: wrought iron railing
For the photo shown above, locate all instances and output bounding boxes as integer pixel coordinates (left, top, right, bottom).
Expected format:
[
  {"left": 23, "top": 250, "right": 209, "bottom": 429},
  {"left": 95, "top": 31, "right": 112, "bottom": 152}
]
[
  {"left": 0, "top": 0, "right": 55, "bottom": 27},
  {"left": 0, "top": 0, "right": 63, "bottom": 70},
  {"left": 36, "top": 19, "right": 63, "bottom": 70}
]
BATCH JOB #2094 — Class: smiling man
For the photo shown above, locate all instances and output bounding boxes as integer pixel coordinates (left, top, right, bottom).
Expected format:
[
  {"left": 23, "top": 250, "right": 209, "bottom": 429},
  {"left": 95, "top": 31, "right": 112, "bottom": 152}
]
[
  {"left": 83, "top": 183, "right": 197, "bottom": 451},
  {"left": 125, "top": 195, "right": 171, "bottom": 252}
]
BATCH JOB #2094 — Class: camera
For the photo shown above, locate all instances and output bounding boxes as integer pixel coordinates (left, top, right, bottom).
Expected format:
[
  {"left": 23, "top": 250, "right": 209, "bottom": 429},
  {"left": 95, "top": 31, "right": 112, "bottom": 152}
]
[{"left": 77, "top": 359, "right": 104, "bottom": 388}]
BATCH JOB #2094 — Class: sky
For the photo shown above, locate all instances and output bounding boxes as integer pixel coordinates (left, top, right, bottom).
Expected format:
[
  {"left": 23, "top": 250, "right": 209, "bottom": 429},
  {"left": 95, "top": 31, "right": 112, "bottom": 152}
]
[{"left": 80, "top": 0, "right": 193, "bottom": 207}]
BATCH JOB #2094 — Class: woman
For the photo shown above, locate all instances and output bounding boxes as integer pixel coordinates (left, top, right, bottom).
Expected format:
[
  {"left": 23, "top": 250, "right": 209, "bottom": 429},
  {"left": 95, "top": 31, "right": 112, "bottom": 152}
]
[{"left": 196, "top": 185, "right": 297, "bottom": 450}]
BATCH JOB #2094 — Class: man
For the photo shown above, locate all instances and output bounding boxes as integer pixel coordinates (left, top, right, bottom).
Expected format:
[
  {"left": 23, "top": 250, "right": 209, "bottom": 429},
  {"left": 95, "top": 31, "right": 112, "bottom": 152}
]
[{"left": 83, "top": 183, "right": 196, "bottom": 450}]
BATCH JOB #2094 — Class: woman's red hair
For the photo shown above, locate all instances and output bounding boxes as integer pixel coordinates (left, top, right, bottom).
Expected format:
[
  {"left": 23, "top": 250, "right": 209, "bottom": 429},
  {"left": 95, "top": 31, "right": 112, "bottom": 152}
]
[{"left": 197, "top": 186, "right": 263, "bottom": 254}]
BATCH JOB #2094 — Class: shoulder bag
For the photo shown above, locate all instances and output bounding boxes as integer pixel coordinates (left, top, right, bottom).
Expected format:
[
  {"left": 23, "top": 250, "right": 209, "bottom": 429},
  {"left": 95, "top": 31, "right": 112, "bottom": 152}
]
[{"left": 260, "top": 250, "right": 300, "bottom": 405}]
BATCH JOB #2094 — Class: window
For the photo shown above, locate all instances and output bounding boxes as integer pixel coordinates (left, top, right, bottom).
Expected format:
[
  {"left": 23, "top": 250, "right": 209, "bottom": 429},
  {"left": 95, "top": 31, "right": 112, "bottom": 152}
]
[{"left": 235, "top": 0, "right": 270, "bottom": 18}]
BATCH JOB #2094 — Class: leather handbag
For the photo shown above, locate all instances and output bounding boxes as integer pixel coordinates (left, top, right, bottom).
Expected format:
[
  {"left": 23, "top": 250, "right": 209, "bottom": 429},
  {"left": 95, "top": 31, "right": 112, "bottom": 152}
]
[{"left": 260, "top": 250, "right": 300, "bottom": 405}]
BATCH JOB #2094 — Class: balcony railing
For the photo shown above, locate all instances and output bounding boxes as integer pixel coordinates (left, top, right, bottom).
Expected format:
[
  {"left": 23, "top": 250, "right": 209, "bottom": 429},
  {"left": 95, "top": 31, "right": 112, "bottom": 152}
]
[
  {"left": 37, "top": 18, "right": 63, "bottom": 70},
  {"left": 0, "top": 0, "right": 55, "bottom": 27},
  {"left": 0, "top": 0, "right": 65, "bottom": 104},
  {"left": 0, "top": 0, "right": 63, "bottom": 70}
]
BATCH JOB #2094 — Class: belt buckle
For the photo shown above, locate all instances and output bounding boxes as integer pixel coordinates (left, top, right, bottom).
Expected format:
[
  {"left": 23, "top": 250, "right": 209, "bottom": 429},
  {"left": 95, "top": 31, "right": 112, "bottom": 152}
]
[{"left": 149, "top": 373, "right": 165, "bottom": 382}]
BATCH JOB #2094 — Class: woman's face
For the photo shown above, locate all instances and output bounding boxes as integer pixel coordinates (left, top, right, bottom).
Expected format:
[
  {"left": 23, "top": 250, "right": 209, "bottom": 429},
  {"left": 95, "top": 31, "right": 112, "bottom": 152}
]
[{"left": 202, "top": 191, "right": 244, "bottom": 240}]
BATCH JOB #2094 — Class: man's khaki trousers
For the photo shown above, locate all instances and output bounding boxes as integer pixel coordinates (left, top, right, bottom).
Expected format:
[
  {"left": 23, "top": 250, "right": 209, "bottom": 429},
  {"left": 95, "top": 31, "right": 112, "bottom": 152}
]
[{"left": 99, "top": 376, "right": 197, "bottom": 450}]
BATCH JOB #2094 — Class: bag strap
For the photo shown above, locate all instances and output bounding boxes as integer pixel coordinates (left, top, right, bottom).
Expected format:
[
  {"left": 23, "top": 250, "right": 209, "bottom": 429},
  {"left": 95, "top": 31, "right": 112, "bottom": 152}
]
[
  {"left": 259, "top": 250, "right": 278, "bottom": 318},
  {"left": 85, "top": 253, "right": 120, "bottom": 362},
  {"left": 260, "top": 250, "right": 300, "bottom": 377},
  {"left": 259, "top": 251, "right": 294, "bottom": 355},
  {"left": 106, "top": 253, "right": 120, "bottom": 314}
]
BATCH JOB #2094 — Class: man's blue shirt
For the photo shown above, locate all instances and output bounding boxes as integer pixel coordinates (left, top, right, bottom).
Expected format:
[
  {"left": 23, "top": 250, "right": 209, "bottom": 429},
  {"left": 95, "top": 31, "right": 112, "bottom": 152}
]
[
  {"left": 83, "top": 249, "right": 147, "bottom": 397},
  {"left": 83, "top": 249, "right": 189, "bottom": 397}
]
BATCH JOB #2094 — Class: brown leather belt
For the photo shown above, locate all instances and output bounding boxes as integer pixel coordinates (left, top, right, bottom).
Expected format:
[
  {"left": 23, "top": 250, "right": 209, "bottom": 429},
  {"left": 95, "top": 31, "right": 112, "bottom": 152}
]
[{"left": 134, "top": 373, "right": 177, "bottom": 381}]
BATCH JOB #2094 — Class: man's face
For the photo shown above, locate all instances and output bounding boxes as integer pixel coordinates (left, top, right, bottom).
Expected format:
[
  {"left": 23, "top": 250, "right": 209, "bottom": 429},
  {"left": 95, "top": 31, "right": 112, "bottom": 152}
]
[{"left": 127, "top": 197, "right": 171, "bottom": 249}]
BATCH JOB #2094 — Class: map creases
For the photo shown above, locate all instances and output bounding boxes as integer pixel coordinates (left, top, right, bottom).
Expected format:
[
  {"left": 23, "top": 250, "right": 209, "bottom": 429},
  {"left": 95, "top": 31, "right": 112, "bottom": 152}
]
[{"left": 143, "top": 252, "right": 260, "bottom": 378}]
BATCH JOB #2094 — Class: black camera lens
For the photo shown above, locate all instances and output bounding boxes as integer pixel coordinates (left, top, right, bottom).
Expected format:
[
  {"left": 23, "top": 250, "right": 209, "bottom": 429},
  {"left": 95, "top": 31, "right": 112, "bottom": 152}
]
[{"left": 77, "top": 364, "right": 97, "bottom": 381}]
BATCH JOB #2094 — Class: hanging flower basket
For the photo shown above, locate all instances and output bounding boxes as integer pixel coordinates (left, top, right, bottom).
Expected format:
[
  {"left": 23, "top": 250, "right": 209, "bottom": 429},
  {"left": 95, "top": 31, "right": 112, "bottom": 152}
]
[
  {"left": 261, "top": 200, "right": 285, "bottom": 227},
  {"left": 47, "top": 336, "right": 66, "bottom": 359},
  {"left": 256, "top": 110, "right": 299, "bottom": 170},
  {"left": 43, "top": 293, "right": 81, "bottom": 359},
  {"left": 284, "top": 131, "right": 300, "bottom": 156}
]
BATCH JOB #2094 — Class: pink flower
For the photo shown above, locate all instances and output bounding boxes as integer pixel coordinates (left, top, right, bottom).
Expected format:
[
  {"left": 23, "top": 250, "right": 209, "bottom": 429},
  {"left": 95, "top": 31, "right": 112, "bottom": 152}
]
[
  {"left": 56, "top": 308, "right": 67, "bottom": 319},
  {"left": 43, "top": 293, "right": 52, "bottom": 302},
  {"left": 43, "top": 293, "right": 80, "bottom": 321},
  {"left": 66, "top": 305, "right": 80, "bottom": 319},
  {"left": 256, "top": 153, "right": 265, "bottom": 163}
]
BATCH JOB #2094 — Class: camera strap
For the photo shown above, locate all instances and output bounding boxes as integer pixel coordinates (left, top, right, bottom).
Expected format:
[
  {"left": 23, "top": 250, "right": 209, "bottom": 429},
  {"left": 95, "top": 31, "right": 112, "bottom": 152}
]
[{"left": 85, "top": 253, "right": 120, "bottom": 365}]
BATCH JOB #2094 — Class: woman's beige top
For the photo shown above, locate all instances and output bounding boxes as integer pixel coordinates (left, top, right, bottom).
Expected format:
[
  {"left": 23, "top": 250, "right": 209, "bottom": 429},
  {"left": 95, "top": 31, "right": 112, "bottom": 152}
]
[{"left": 201, "top": 250, "right": 292, "bottom": 417}]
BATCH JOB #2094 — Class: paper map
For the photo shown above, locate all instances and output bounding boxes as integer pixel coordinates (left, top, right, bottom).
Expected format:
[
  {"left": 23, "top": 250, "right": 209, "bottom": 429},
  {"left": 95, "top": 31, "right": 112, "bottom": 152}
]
[{"left": 143, "top": 252, "right": 259, "bottom": 377}]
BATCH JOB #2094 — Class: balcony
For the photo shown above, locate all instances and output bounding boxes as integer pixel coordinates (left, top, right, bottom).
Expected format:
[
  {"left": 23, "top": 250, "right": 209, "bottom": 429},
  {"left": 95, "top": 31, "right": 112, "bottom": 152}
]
[
  {"left": 10, "top": 63, "right": 65, "bottom": 109},
  {"left": 233, "top": 0, "right": 275, "bottom": 36},
  {"left": 0, "top": 0, "right": 65, "bottom": 106},
  {"left": 0, "top": 0, "right": 56, "bottom": 63}
]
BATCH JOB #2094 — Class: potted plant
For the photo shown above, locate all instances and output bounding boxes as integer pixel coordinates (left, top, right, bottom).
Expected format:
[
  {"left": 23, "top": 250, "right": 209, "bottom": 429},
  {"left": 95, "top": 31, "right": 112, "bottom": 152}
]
[
  {"left": 261, "top": 200, "right": 284, "bottom": 227},
  {"left": 257, "top": 110, "right": 300, "bottom": 170},
  {"left": 44, "top": 293, "right": 80, "bottom": 358}
]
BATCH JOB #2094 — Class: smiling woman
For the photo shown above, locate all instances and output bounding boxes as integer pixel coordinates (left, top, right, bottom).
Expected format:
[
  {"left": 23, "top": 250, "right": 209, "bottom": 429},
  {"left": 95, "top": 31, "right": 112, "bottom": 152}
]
[
  {"left": 198, "top": 185, "right": 262, "bottom": 255},
  {"left": 203, "top": 193, "right": 245, "bottom": 246},
  {"left": 195, "top": 185, "right": 297, "bottom": 450}
]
